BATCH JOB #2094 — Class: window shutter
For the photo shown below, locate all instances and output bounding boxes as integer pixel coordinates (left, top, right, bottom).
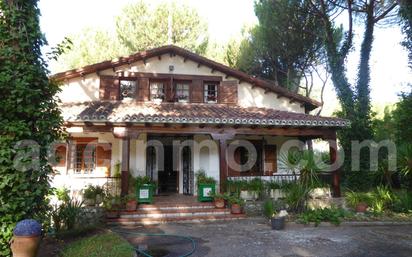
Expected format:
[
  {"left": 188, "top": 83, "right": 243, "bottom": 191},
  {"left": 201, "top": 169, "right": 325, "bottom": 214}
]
[
  {"left": 264, "top": 144, "right": 277, "bottom": 175},
  {"left": 219, "top": 80, "right": 237, "bottom": 104},
  {"left": 165, "top": 80, "right": 173, "bottom": 102},
  {"left": 96, "top": 143, "right": 112, "bottom": 176},
  {"left": 99, "top": 76, "right": 119, "bottom": 100},
  {"left": 55, "top": 144, "right": 67, "bottom": 167},
  {"left": 190, "top": 79, "right": 203, "bottom": 103},
  {"left": 137, "top": 78, "right": 149, "bottom": 101}
]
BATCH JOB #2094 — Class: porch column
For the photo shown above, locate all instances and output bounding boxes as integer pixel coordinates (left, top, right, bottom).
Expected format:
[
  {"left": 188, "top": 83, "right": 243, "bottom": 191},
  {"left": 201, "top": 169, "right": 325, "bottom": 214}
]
[
  {"left": 211, "top": 133, "right": 235, "bottom": 193},
  {"left": 121, "top": 137, "right": 130, "bottom": 197},
  {"left": 328, "top": 133, "right": 341, "bottom": 197}
]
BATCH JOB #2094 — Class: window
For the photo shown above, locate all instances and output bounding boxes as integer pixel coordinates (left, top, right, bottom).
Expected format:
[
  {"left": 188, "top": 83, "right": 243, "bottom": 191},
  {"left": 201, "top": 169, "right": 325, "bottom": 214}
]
[
  {"left": 150, "top": 82, "right": 165, "bottom": 101},
  {"left": 75, "top": 144, "right": 96, "bottom": 174},
  {"left": 204, "top": 83, "right": 218, "bottom": 103},
  {"left": 120, "top": 80, "right": 137, "bottom": 100},
  {"left": 176, "top": 83, "right": 190, "bottom": 102}
]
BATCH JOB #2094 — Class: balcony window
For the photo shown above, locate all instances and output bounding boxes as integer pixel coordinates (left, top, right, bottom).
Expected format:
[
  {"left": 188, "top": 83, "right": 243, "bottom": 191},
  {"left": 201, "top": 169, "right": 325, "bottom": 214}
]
[
  {"left": 120, "top": 80, "right": 137, "bottom": 100},
  {"left": 204, "top": 83, "right": 218, "bottom": 103},
  {"left": 176, "top": 83, "right": 190, "bottom": 103},
  {"left": 150, "top": 82, "right": 165, "bottom": 101}
]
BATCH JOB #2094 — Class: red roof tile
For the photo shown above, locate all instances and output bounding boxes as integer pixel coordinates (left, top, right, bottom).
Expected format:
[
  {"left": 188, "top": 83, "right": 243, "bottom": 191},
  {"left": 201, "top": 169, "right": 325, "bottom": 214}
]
[{"left": 60, "top": 101, "right": 349, "bottom": 128}]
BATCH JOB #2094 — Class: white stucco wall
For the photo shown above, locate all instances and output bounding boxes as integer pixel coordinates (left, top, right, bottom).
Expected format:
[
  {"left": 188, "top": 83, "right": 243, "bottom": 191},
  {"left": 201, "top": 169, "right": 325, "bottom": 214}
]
[{"left": 58, "top": 54, "right": 305, "bottom": 113}]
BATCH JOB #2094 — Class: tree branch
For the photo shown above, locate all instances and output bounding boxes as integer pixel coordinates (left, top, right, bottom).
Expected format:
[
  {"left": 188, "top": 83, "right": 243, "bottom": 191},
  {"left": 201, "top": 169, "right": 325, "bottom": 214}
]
[{"left": 374, "top": 2, "right": 398, "bottom": 23}]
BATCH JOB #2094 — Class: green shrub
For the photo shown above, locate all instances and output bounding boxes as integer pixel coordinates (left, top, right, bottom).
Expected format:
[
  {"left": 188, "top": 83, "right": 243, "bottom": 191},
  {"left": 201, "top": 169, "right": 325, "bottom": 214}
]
[
  {"left": 55, "top": 187, "right": 70, "bottom": 203},
  {"left": 369, "top": 186, "right": 394, "bottom": 213},
  {"left": 195, "top": 170, "right": 216, "bottom": 184},
  {"left": 284, "top": 183, "right": 309, "bottom": 213},
  {"left": 344, "top": 191, "right": 371, "bottom": 209},
  {"left": 298, "top": 207, "right": 347, "bottom": 226},
  {"left": 248, "top": 178, "right": 264, "bottom": 194},
  {"left": 392, "top": 190, "right": 412, "bottom": 213},
  {"left": 49, "top": 198, "right": 83, "bottom": 232},
  {"left": 263, "top": 199, "right": 275, "bottom": 218}
]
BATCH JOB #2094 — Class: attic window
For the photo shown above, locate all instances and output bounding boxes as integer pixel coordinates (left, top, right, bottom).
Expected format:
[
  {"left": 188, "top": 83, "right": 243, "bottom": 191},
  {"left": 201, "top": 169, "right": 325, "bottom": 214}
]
[
  {"left": 120, "top": 80, "right": 137, "bottom": 100},
  {"left": 204, "top": 83, "right": 218, "bottom": 103}
]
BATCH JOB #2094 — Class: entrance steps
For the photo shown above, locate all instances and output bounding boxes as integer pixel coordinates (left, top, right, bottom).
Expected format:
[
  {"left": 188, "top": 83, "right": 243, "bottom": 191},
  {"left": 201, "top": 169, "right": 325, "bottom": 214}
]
[{"left": 106, "top": 201, "right": 246, "bottom": 225}]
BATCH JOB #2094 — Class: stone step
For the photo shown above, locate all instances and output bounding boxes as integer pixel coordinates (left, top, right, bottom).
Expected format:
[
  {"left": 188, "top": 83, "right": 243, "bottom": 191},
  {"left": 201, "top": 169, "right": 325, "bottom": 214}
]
[
  {"left": 107, "top": 214, "right": 246, "bottom": 225},
  {"left": 137, "top": 202, "right": 215, "bottom": 211},
  {"left": 119, "top": 208, "right": 230, "bottom": 219}
]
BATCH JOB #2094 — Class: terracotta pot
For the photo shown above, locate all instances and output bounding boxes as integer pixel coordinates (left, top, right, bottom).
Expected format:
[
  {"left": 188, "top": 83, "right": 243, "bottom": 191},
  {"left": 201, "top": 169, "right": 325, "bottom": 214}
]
[
  {"left": 10, "top": 235, "right": 41, "bottom": 257},
  {"left": 126, "top": 200, "right": 137, "bottom": 211},
  {"left": 106, "top": 210, "right": 119, "bottom": 219},
  {"left": 214, "top": 198, "right": 225, "bottom": 209},
  {"left": 231, "top": 204, "right": 242, "bottom": 214},
  {"left": 356, "top": 202, "right": 368, "bottom": 213}
]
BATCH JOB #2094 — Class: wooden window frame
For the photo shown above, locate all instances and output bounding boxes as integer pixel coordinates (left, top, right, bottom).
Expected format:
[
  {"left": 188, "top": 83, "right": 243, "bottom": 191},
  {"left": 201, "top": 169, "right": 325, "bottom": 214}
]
[
  {"left": 74, "top": 142, "right": 97, "bottom": 175},
  {"left": 174, "top": 80, "right": 191, "bottom": 103},
  {"left": 119, "top": 78, "right": 137, "bottom": 100},
  {"left": 149, "top": 80, "right": 166, "bottom": 101},
  {"left": 203, "top": 82, "right": 218, "bottom": 103}
]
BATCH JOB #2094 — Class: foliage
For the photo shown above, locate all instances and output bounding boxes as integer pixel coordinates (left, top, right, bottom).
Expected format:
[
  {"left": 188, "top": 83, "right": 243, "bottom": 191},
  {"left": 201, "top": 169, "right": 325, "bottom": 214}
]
[
  {"left": 284, "top": 183, "right": 309, "bottom": 213},
  {"left": 83, "top": 185, "right": 105, "bottom": 200},
  {"left": 113, "top": 161, "right": 121, "bottom": 178},
  {"left": 61, "top": 231, "right": 135, "bottom": 257},
  {"left": 0, "top": 1, "right": 65, "bottom": 255},
  {"left": 230, "top": 0, "right": 325, "bottom": 93},
  {"left": 195, "top": 170, "right": 216, "bottom": 185},
  {"left": 247, "top": 178, "right": 265, "bottom": 194},
  {"left": 134, "top": 175, "right": 157, "bottom": 189},
  {"left": 49, "top": 199, "right": 83, "bottom": 232},
  {"left": 392, "top": 190, "right": 412, "bottom": 213},
  {"left": 399, "top": 0, "right": 412, "bottom": 69},
  {"left": 103, "top": 195, "right": 122, "bottom": 211},
  {"left": 263, "top": 199, "right": 276, "bottom": 219},
  {"left": 265, "top": 180, "right": 282, "bottom": 190},
  {"left": 57, "top": 1, "right": 209, "bottom": 71},
  {"left": 344, "top": 191, "right": 372, "bottom": 210},
  {"left": 209, "top": 192, "right": 228, "bottom": 201},
  {"left": 227, "top": 195, "right": 245, "bottom": 207},
  {"left": 123, "top": 193, "right": 136, "bottom": 202},
  {"left": 297, "top": 207, "right": 347, "bottom": 226},
  {"left": 368, "top": 186, "right": 394, "bottom": 213},
  {"left": 55, "top": 187, "right": 70, "bottom": 203}
]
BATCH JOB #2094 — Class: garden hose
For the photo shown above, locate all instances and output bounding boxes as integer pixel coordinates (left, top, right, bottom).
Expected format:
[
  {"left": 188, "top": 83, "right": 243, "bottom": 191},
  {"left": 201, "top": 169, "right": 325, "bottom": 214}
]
[{"left": 111, "top": 229, "right": 197, "bottom": 257}]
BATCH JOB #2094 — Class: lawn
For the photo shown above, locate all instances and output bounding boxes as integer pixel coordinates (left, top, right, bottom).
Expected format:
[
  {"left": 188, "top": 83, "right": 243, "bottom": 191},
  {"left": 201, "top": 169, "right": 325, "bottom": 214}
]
[{"left": 61, "top": 231, "right": 135, "bottom": 257}]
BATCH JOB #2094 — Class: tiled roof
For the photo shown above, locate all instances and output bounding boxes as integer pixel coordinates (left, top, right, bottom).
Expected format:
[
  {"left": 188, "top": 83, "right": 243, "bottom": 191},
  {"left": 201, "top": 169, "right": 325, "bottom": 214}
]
[
  {"left": 60, "top": 101, "right": 349, "bottom": 128},
  {"left": 52, "top": 45, "right": 321, "bottom": 110}
]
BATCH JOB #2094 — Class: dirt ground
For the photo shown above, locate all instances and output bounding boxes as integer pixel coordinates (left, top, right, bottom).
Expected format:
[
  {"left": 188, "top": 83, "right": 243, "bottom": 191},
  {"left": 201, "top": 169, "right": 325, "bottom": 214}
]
[{"left": 114, "top": 218, "right": 412, "bottom": 257}]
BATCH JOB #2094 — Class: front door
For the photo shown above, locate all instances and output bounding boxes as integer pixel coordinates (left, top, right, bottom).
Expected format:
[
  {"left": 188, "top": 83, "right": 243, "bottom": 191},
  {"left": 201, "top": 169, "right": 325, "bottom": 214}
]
[
  {"left": 158, "top": 144, "right": 178, "bottom": 194},
  {"left": 182, "top": 146, "right": 193, "bottom": 195}
]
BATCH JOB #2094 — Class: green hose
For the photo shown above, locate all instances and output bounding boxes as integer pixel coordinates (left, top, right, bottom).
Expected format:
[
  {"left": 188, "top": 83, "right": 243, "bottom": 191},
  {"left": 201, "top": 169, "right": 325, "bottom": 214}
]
[{"left": 112, "top": 229, "right": 197, "bottom": 257}]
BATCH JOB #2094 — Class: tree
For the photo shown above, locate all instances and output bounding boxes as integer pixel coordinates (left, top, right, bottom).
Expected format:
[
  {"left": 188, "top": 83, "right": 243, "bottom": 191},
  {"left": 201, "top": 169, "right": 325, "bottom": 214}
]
[
  {"left": 116, "top": 1, "right": 208, "bottom": 54},
  {"left": 230, "top": 0, "right": 326, "bottom": 93},
  {"left": 399, "top": 0, "right": 412, "bottom": 68},
  {"left": 55, "top": 28, "right": 126, "bottom": 71},
  {"left": 56, "top": 1, "right": 209, "bottom": 71},
  {"left": 310, "top": 0, "right": 398, "bottom": 190},
  {"left": 0, "top": 1, "right": 64, "bottom": 255}
]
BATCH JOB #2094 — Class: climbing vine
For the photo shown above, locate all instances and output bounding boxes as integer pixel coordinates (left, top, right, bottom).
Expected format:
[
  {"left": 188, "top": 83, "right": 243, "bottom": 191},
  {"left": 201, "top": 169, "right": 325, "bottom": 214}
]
[{"left": 0, "top": 1, "right": 64, "bottom": 255}]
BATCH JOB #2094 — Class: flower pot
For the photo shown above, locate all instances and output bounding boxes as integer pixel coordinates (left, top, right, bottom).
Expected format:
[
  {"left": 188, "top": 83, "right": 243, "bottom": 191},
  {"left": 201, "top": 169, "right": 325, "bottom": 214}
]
[
  {"left": 231, "top": 204, "right": 242, "bottom": 214},
  {"left": 126, "top": 200, "right": 137, "bottom": 211},
  {"left": 269, "top": 189, "right": 285, "bottom": 200},
  {"left": 271, "top": 216, "right": 286, "bottom": 230},
  {"left": 356, "top": 202, "right": 368, "bottom": 213},
  {"left": 11, "top": 235, "right": 41, "bottom": 257},
  {"left": 214, "top": 198, "right": 225, "bottom": 209},
  {"left": 106, "top": 210, "right": 119, "bottom": 219},
  {"left": 240, "top": 190, "right": 258, "bottom": 201}
]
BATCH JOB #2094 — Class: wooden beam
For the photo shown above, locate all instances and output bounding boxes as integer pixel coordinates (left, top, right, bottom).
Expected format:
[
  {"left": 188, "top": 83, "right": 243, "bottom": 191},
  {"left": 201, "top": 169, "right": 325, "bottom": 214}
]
[
  {"left": 211, "top": 133, "right": 235, "bottom": 192},
  {"left": 121, "top": 138, "right": 130, "bottom": 197}
]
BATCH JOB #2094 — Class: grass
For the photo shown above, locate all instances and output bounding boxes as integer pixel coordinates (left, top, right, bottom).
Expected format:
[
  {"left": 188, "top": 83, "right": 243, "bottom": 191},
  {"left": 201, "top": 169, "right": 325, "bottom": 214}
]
[{"left": 61, "top": 231, "right": 135, "bottom": 257}]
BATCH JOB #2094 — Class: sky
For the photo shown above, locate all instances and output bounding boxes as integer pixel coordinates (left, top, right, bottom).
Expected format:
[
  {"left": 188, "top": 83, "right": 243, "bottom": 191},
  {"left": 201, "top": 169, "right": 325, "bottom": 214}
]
[{"left": 38, "top": 0, "right": 411, "bottom": 115}]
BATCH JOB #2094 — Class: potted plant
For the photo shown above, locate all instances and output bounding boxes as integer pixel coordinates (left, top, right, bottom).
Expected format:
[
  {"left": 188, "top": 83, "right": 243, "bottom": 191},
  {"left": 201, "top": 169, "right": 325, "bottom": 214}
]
[
  {"left": 10, "top": 219, "right": 42, "bottom": 257},
  {"left": 263, "top": 199, "right": 287, "bottom": 230},
  {"left": 240, "top": 178, "right": 263, "bottom": 201},
  {"left": 94, "top": 185, "right": 105, "bottom": 205},
  {"left": 195, "top": 170, "right": 216, "bottom": 202},
  {"left": 267, "top": 180, "right": 285, "bottom": 200},
  {"left": 83, "top": 185, "right": 97, "bottom": 206},
  {"left": 124, "top": 193, "right": 138, "bottom": 211},
  {"left": 228, "top": 195, "right": 244, "bottom": 214},
  {"left": 345, "top": 191, "right": 370, "bottom": 213},
  {"left": 103, "top": 195, "right": 122, "bottom": 218},
  {"left": 210, "top": 192, "right": 227, "bottom": 209}
]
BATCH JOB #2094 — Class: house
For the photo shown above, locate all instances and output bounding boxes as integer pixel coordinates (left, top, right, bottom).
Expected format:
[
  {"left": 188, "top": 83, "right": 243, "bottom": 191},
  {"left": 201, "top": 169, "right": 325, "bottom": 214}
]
[{"left": 51, "top": 45, "right": 347, "bottom": 199}]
